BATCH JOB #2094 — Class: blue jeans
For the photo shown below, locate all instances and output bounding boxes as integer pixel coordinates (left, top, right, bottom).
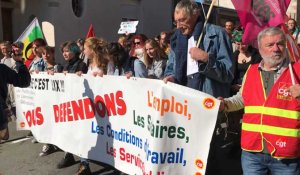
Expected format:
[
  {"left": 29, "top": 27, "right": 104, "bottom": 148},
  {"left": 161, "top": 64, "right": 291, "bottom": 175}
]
[{"left": 241, "top": 150, "right": 300, "bottom": 175}]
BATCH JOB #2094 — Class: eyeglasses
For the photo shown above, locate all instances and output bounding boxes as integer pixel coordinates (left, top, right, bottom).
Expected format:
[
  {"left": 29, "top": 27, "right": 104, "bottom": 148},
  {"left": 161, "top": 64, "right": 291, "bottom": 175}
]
[
  {"left": 134, "top": 42, "right": 141, "bottom": 45},
  {"left": 173, "top": 17, "right": 188, "bottom": 26}
]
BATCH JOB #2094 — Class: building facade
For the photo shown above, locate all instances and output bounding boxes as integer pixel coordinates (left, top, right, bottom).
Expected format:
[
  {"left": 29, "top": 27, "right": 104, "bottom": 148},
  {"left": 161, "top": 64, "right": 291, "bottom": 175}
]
[{"left": 1, "top": 0, "right": 175, "bottom": 62}]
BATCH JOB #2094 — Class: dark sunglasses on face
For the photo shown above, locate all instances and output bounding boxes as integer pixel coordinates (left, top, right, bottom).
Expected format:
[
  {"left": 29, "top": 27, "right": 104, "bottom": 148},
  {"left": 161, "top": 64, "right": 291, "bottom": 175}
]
[{"left": 134, "top": 42, "right": 141, "bottom": 45}]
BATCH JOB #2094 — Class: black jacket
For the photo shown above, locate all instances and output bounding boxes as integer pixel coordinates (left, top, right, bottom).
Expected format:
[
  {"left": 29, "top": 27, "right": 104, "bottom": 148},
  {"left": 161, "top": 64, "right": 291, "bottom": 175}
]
[
  {"left": 0, "top": 62, "right": 31, "bottom": 129},
  {"left": 63, "top": 57, "right": 88, "bottom": 73}
]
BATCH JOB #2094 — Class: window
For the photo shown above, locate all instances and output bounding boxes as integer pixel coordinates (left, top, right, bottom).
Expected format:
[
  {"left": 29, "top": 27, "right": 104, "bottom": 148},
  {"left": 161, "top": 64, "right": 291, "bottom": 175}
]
[{"left": 72, "top": 0, "right": 83, "bottom": 17}]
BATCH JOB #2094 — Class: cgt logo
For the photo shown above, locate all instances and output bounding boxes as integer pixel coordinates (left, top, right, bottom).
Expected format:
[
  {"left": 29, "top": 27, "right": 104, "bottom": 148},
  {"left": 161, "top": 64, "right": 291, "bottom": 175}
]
[
  {"left": 278, "top": 88, "right": 291, "bottom": 97},
  {"left": 202, "top": 98, "right": 215, "bottom": 109},
  {"left": 195, "top": 159, "right": 204, "bottom": 169},
  {"left": 19, "top": 122, "right": 25, "bottom": 128},
  {"left": 277, "top": 82, "right": 292, "bottom": 101},
  {"left": 276, "top": 139, "right": 287, "bottom": 148}
]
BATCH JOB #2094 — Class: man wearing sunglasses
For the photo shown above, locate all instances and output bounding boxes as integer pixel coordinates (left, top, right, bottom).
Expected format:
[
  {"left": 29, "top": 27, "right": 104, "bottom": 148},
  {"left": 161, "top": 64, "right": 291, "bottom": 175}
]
[{"left": 164, "top": 0, "right": 234, "bottom": 175}]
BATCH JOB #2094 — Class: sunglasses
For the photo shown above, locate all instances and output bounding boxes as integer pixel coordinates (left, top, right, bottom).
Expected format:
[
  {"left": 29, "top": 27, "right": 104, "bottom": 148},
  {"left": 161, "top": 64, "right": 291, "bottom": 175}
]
[{"left": 134, "top": 42, "right": 141, "bottom": 45}]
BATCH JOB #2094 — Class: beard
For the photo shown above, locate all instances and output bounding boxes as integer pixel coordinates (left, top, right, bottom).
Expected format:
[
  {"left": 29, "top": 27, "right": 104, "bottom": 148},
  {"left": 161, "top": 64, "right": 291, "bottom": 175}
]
[{"left": 262, "top": 51, "right": 286, "bottom": 68}]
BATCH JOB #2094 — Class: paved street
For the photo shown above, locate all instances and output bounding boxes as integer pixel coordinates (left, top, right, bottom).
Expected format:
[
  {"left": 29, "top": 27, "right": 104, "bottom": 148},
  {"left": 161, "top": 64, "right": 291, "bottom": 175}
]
[{"left": 0, "top": 121, "right": 123, "bottom": 175}]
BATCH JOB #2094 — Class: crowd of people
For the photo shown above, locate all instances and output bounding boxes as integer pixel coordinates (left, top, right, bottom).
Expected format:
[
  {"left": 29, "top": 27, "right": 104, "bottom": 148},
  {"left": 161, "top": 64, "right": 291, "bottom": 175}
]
[{"left": 0, "top": 0, "right": 300, "bottom": 175}]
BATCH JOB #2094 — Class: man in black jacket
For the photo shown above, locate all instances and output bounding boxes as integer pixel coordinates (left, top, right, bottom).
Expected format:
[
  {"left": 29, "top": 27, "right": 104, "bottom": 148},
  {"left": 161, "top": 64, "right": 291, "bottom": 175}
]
[{"left": 0, "top": 54, "right": 31, "bottom": 140}]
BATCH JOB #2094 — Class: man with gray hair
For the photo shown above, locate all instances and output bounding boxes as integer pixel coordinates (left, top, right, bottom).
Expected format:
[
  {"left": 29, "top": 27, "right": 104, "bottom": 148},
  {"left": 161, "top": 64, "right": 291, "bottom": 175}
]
[
  {"left": 220, "top": 27, "right": 300, "bottom": 174},
  {"left": 164, "top": 0, "right": 233, "bottom": 97},
  {"left": 163, "top": 0, "right": 235, "bottom": 174}
]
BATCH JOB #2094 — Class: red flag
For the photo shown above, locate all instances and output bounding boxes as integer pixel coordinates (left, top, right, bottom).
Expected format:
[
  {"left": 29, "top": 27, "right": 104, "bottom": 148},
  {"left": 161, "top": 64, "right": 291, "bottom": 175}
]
[
  {"left": 86, "top": 24, "right": 95, "bottom": 38},
  {"left": 281, "top": 24, "right": 300, "bottom": 62},
  {"left": 231, "top": 0, "right": 291, "bottom": 44}
]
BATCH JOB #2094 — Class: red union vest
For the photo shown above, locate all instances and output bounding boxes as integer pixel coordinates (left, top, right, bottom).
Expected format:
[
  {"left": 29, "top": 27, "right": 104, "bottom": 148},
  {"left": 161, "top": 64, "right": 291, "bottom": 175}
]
[{"left": 241, "top": 63, "right": 300, "bottom": 158}]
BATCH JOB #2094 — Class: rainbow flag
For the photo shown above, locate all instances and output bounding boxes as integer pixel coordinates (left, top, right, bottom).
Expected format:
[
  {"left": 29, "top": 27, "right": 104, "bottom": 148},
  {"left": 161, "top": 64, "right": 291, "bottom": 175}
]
[{"left": 16, "top": 17, "right": 44, "bottom": 66}]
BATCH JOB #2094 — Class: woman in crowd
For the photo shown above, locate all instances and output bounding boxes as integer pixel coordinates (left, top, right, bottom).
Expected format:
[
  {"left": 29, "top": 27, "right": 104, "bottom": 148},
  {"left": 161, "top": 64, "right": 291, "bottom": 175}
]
[
  {"left": 128, "top": 34, "right": 148, "bottom": 78},
  {"left": 72, "top": 37, "right": 111, "bottom": 175},
  {"left": 57, "top": 41, "right": 88, "bottom": 173},
  {"left": 117, "top": 35, "right": 126, "bottom": 48},
  {"left": 36, "top": 46, "right": 63, "bottom": 157},
  {"left": 84, "top": 37, "right": 109, "bottom": 76},
  {"left": 28, "top": 38, "right": 47, "bottom": 72},
  {"left": 76, "top": 38, "right": 89, "bottom": 64},
  {"left": 231, "top": 30, "right": 262, "bottom": 94},
  {"left": 27, "top": 38, "right": 48, "bottom": 143},
  {"left": 61, "top": 41, "right": 88, "bottom": 74},
  {"left": 159, "top": 31, "right": 171, "bottom": 55},
  {"left": 144, "top": 39, "right": 167, "bottom": 79},
  {"left": 38, "top": 46, "right": 63, "bottom": 73},
  {"left": 106, "top": 42, "right": 128, "bottom": 76}
]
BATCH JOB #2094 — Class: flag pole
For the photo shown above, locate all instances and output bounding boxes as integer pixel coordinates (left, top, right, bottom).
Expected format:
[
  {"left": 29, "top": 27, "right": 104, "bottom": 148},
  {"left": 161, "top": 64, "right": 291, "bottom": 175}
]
[
  {"left": 289, "top": 37, "right": 296, "bottom": 85},
  {"left": 289, "top": 64, "right": 295, "bottom": 85},
  {"left": 281, "top": 24, "right": 297, "bottom": 85},
  {"left": 196, "top": 0, "right": 217, "bottom": 48}
]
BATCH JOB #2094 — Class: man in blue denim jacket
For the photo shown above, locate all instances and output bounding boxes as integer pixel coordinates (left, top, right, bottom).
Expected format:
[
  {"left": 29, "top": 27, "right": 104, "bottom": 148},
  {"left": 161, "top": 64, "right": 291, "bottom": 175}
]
[
  {"left": 164, "top": 1, "right": 237, "bottom": 175},
  {"left": 164, "top": 0, "right": 234, "bottom": 98},
  {"left": 164, "top": 49, "right": 176, "bottom": 77}
]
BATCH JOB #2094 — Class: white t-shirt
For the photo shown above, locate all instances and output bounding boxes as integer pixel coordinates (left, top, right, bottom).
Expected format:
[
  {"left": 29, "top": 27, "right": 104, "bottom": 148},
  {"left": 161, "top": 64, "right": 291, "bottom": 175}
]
[
  {"left": 1, "top": 56, "right": 16, "bottom": 70},
  {"left": 87, "top": 66, "right": 103, "bottom": 75}
]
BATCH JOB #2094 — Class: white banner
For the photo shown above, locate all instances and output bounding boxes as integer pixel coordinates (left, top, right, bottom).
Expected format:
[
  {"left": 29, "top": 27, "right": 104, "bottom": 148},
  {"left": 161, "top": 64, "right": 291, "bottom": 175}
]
[{"left": 15, "top": 73, "right": 219, "bottom": 175}]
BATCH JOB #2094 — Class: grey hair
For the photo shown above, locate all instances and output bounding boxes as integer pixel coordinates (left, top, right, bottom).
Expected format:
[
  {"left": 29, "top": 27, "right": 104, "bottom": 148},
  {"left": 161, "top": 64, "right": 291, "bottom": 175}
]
[
  {"left": 175, "top": 0, "right": 200, "bottom": 17},
  {"left": 257, "top": 27, "right": 286, "bottom": 47}
]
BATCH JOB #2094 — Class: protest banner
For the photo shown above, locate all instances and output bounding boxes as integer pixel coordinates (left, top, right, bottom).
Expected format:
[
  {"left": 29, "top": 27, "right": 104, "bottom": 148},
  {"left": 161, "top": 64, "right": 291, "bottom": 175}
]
[
  {"left": 118, "top": 21, "right": 139, "bottom": 34},
  {"left": 15, "top": 73, "right": 219, "bottom": 175}
]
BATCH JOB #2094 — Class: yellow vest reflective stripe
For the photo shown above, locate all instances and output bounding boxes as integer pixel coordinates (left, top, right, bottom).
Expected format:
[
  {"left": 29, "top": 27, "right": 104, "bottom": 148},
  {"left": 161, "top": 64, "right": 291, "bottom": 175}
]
[
  {"left": 242, "top": 123, "right": 300, "bottom": 137},
  {"left": 245, "top": 106, "right": 300, "bottom": 120}
]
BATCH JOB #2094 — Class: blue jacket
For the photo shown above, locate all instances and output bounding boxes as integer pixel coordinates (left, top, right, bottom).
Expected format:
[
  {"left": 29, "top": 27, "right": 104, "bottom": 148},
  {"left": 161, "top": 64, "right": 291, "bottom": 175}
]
[
  {"left": 28, "top": 57, "right": 46, "bottom": 72},
  {"left": 171, "top": 19, "right": 234, "bottom": 98},
  {"left": 164, "top": 49, "right": 176, "bottom": 77},
  {"left": 134, "top": 59, "right": 148, "bottom": 78}
]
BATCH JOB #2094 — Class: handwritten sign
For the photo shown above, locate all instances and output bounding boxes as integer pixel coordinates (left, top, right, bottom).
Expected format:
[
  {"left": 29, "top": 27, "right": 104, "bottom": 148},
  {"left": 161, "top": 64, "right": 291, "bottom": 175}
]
[{"left": 118, "top": 21, "right": 139, "bottom": 34}]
